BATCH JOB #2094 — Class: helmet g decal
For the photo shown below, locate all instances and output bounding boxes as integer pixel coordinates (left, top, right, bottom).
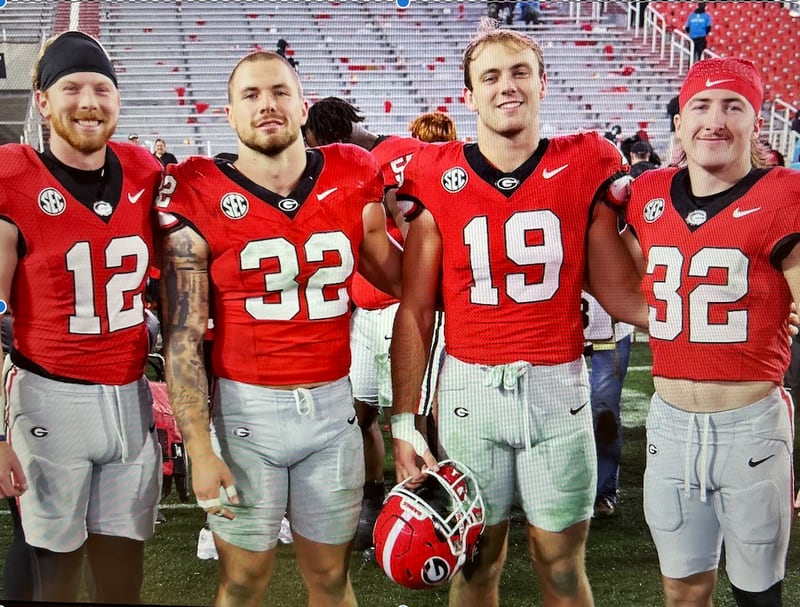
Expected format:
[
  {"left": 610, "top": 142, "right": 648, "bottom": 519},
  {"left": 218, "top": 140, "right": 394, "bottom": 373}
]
[{"left": 373, "top": 459, "right": 485, "bottom": 590}]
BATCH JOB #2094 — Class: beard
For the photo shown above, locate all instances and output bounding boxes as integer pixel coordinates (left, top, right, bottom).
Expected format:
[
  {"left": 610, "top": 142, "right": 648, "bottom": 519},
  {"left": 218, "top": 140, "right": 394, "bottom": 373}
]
[
  {"left": 238, "top": 122, "right": 300, "bottom": 157},
  {"left": 49, "top": 109, "right": 117, "bottom": 154}
]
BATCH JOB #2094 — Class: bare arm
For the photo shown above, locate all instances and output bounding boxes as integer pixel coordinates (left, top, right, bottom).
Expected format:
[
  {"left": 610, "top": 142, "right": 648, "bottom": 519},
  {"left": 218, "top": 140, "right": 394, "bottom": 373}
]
[
  {"left": 585, "top": 203, "right": 648, "bottom": 329},
  {"left": 358, "top": 201, "right": 403, "bottom": 299},
  {"left": 0, "top": 219, "right": 26, "bottom": 498},
  {"left": 384, "top": 189, "right": 409, "bottom": 240},
  {"left": 390, "top": 210, "right": 440, "bottom": 483},
  {"left": 161, "top": 225, "right": 237, "bottom": 518},
  {"left": 781, "top": 243, "right": 800, "bottom": 511}
]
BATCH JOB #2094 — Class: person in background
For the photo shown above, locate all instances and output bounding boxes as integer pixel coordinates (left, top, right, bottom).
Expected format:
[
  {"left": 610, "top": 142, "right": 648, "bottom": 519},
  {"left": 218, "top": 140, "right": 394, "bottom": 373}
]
[
  {"left": 1, "top": 315, "right": 36, "bottom": 601},
  {"left": 153, "top": 138, "right": 178, "bottom": 167},
  {"left": 684, "top": 2, "right": 712, "bottom": 62},
  {"left": 303, "top": 99, "right": 449, "bottom": 554},
  {"left": 276, "top": 38, "right": 299, "bottom": 71},
  {"left": 518, "top": 1, "right": 542, "bottom": 26},
  {"left": 408, "top": 111, "right": 458, "bottom": 143},
  {"left": 630, "top": 140, "right": 659, "bottom": 178},
  {"left": 582, "top": 293, "right": 634, "bottom": 519}
]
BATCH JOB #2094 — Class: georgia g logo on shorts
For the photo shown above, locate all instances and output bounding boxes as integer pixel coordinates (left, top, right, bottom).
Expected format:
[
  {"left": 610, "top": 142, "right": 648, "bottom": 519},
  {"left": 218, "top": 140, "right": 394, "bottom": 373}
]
[{"left": 421, "top": 556, "right": 451, "bottom": 585}]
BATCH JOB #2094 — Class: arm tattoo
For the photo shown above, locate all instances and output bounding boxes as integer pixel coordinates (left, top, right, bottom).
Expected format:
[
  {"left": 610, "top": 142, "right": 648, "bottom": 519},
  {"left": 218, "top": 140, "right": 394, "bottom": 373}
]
[{"left": 161, "top": 227, "right": 213, "bottom": 453}]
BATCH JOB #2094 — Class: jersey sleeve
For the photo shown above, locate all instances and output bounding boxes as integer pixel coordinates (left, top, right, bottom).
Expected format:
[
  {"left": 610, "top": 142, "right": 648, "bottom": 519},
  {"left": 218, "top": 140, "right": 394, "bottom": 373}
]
[
  {"left": 394, "top": 148, "right": 427, "bottom": 221},
  {"left": 155, "top": 159, "right": 204, "bottom": 234},
  {"left": 591, "top": 132, "right": 631, "bottom": 211},
  {"left": 768, "top": 170, "right": 800, "bottom": 269},
  {"left": 358, "top": 147, "right": 385, "bottom": 204}
]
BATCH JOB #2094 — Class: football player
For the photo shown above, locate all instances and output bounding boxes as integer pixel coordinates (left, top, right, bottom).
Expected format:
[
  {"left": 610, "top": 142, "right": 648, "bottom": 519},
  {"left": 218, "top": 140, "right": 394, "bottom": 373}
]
[
  {"left": 627, "top": 57, "right": 800, "bottom": 607},
  {"left": 303, "top": 98, "right": 449, "bottom": 553},
  {"left": 0, "top": 31, "right": 162, "bottom": 603},
  {"left": 158, "top": 52, "right": 401, "bottom": 607},
  {"left": 391, "top": 19, "right": 647, "bottom": 607}
]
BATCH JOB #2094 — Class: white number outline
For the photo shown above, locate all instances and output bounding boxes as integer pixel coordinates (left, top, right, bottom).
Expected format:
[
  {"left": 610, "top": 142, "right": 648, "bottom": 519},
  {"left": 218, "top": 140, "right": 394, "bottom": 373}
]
[
  {"left": 66, "top": 236, "right": 149, "bottom": 334},
  {"left": 464, "top": 210, "right": 563, "bottom": 306},
  {"left": 647, "top": 245, "right": 749, "bottom": 343},
  {"left": 240, "top": 232, "right": 354, "bottom": 321}
]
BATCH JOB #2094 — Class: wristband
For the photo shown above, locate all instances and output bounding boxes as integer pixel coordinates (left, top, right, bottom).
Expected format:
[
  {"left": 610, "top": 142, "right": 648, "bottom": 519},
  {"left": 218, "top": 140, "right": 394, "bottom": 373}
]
[{"left": 390, "top": 413, "right": 429, "bottom": 457}]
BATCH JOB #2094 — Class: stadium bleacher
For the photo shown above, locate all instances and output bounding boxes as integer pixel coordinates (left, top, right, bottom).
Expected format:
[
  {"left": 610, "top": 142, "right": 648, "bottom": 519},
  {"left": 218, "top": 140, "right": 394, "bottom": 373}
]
[
  {"left": 650, "top": 1, "right": 799, "bottom": 105},
  {"left": 0, "top": 0, "right": 796, "bottom": 160}
]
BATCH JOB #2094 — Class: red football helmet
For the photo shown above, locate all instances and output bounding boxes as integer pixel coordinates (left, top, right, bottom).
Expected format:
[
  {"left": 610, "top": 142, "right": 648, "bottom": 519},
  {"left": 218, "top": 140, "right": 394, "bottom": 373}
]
[{"left": 373, "top": 459, "right": 485, "bottom": 590}]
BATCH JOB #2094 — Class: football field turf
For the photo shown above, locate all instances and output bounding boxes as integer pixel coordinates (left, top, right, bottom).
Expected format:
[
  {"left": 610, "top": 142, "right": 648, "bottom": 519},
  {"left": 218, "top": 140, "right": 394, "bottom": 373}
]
[{"left": 2, "top": 343, "right": 799, "bottom": 606}]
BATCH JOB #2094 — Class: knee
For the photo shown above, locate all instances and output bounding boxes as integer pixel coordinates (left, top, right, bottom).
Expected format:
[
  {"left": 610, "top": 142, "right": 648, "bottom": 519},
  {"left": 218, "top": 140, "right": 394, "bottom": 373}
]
[
  {"left": 220, "top": 580, "right": 263, "bottom": 606},
  {"left": 542, "top": 562, "right": 582, "bottom": 598},
  {"left": 301, "top": 559, "right": 349, "bottom": 597},
  {"left": 663, "top": 576, "right": 714, "bottom": 606}
]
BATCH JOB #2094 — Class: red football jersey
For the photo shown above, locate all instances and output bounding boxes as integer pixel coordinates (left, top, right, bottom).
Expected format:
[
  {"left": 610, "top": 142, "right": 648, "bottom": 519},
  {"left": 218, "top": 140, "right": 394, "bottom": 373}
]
[
  {"left": 0, "top": 143, "right": 160, "bottom": 384},
  {"left": 350, "top": 136, "right": 421, "bottom": 310},
  {"left": 398, "top": 132, "right": 626, "bottom": 366},
  {"left": 627, "top": 167, "right": 800, "bottom": 383},
  {"left": 158, "top": 145, "right": 384, "bottom": 386}
]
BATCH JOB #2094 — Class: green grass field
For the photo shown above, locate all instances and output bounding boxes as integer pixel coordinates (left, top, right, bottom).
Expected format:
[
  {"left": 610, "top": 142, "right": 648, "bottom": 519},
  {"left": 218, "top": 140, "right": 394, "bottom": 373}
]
[{"left": 3, "top": 342, "right": 800, "bottom": 606}]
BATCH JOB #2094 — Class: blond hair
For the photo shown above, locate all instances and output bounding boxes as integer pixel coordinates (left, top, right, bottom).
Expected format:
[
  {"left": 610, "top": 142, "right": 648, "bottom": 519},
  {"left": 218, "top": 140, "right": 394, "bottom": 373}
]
[{"left": 462, "top": 17, "right": 545, "bottom": 91}]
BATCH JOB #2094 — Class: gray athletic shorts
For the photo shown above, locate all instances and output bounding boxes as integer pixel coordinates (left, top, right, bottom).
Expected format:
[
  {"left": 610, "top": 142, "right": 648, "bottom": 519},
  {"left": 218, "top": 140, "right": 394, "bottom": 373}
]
[
  {"left": 209, "top": 376, "right": 364, "bottom": 551},
  {"left": 7, "top": 367, "right": 161, "bottom": 552},
  {"left": 437, "top": 355, "right": 596, "bottom": 531},
  {"left": 644, "top": 390, "right": 794, "bottom": 591},
  {"left": 350, "top": 305, "right": 444, "bottom": 414}
]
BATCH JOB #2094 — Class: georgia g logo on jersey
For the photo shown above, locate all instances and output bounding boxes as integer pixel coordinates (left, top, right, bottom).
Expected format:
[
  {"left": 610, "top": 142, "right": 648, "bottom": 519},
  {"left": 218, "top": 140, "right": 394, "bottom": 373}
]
[
  {"left": 221, "top": 192, "right": 249, "bottom": 220},
  {"left": 441, "top": 167, "right": 468, "bottom": 193},
  {"left": 38, "top": 188, "right": 67, "bottom": 216}
]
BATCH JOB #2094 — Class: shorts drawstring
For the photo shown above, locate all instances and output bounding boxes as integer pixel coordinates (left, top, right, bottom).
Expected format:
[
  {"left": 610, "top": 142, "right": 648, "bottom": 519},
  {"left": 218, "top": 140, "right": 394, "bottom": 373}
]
[
  {"left": 683, "top": 412, "right": 711, "bottom": 503},
  {"left": 105, "top": 384, "right": 129, "bottom": 463},
  {"left": 699, "top": 414, "right": 710, "bottom": 503},
  {"left": 293, "top": 387, "right": 315, "bottom": 417},
  {"left": 484, "top": 362, "right": 530, "bottom": 454}
]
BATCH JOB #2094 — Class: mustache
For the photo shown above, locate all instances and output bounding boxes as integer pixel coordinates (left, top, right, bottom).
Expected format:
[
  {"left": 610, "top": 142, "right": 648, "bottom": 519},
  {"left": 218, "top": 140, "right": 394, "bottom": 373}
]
[{"left": 73, "top": 111, "right": 105, "bottom": 122}]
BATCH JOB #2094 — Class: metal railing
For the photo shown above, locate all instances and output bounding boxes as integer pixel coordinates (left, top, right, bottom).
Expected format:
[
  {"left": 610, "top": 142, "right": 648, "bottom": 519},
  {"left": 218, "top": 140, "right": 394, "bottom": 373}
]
[{"left": 768, "top": 98, "right": 800, "bottom": 164}]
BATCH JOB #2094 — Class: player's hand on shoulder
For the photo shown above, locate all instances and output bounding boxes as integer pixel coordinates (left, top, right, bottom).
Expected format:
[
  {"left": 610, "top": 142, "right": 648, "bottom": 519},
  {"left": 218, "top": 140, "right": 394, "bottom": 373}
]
[
  {"left": 0, "top": 441, "right": 27, "bottom": 497},
  {"left": 190, "top": 451, "right": 238, "bottom": 520}
]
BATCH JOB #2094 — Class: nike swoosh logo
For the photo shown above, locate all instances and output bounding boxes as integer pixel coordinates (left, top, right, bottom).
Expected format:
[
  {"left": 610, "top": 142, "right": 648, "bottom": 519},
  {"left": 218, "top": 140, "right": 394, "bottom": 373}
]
[
  {"left": 732, "top": 207, "right": 761, "bottom": 218},
  {"left": 542, "top": 165, "right": 568, "bottom": 179},
  {"left": 316, "top": 187, "right": 338, "bottom": 201},
  {"left": 347, "top": 415, "right": 357, "bottom": 425},
  {"left": 128, "top": 189, "right": 146, "bottom": 204},
  {"left": 748, "top": 454, "right": 775, "bottom": 467},
  {"left": 705, "top": 78, "right": 735, "bottom": 88},
  {"left": 570, "top": 401, "right": 589, "bottom": 415}
]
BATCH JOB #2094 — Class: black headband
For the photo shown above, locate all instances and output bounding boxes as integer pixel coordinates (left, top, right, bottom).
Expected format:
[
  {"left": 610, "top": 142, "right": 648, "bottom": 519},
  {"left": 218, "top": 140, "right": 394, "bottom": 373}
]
[{"left": 37, "top": 31, "right": 117, "bottom": 91}]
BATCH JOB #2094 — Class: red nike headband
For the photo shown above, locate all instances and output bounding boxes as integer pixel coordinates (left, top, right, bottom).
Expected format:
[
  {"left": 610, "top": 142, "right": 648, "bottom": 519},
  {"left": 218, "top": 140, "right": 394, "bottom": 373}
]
[{"left": 678, "top": 58, "right": 763, "bottom": 114}]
